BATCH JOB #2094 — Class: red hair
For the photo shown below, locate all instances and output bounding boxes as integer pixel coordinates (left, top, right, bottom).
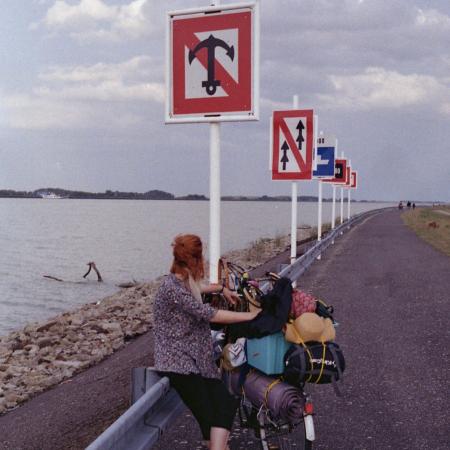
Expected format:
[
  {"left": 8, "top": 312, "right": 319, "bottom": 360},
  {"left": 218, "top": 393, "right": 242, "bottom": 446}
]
[{"left": 170, "top": 234, "right": 205, "bottom": 281}]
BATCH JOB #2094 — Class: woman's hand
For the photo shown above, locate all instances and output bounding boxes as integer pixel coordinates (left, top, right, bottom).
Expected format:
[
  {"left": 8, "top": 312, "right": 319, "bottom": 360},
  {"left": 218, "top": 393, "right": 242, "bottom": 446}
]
[{"left": 222, "top": 287, "right": 240, "bottom": 306}]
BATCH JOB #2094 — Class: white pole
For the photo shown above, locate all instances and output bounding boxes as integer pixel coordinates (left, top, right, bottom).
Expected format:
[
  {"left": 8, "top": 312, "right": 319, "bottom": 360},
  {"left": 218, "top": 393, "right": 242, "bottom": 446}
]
[
  {"left": 208, "top": 0, "right": 221, "bottom": 284},
  {"left": 340, "top": 151, "right": 344, "bottom": 226},
  {"left": 209, "top": 122, "right": 221, "bottom": 283},
  {"left": 348, "top": 188, "right": 351, "bottom": 221},
  {"left": 316, "top": 128, "right": 322, "bottom": 259},
  {"left": 347, "top": 159, "right": 351, "bottom": 222},
  {"left": 290, "top": 94, "right": 299, "bottom": 263},
  {"left": 331, "top": 185, "right": 336, "bottom": 229}
]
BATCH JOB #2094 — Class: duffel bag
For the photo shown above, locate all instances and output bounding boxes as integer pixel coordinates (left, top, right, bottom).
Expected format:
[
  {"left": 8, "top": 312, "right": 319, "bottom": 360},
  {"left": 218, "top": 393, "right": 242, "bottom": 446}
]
[{"left": 283, "top": 341, "right": 345, "bottom": 395}]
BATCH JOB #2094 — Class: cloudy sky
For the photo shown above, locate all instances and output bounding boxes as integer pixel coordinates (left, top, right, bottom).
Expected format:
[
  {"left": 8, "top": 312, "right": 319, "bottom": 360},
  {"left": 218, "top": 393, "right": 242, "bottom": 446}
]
[{"left": 0, "top": 0, "right": 449, "bottom": 201}]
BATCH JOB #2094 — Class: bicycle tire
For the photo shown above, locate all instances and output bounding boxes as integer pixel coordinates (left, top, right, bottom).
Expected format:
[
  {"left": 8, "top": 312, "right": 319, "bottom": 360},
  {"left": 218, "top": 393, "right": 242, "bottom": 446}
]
[{"left": 257, "top": 414, "right": 312, "bottom": 450}]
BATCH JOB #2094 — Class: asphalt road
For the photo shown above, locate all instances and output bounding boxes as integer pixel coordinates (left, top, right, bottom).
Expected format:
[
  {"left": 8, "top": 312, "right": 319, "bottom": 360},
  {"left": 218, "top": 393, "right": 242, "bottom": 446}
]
[
  {"left": 0, "top": 209, "right": 448, "bottom": 449},
  {"left": 155, "top": 209, "right": 450, "bottom": 450}
]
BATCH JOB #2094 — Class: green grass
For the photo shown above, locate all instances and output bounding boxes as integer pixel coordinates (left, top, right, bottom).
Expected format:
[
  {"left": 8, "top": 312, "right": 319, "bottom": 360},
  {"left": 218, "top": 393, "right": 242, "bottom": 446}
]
[{"left": 402, "top": 207, "right": 450, "bottom": 257}]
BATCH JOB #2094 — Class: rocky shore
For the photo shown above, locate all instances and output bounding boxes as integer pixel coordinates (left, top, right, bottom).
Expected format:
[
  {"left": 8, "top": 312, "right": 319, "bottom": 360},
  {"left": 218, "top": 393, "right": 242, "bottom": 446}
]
[{"left": 0, "top": 230, "right": 312, "bottom": 415}]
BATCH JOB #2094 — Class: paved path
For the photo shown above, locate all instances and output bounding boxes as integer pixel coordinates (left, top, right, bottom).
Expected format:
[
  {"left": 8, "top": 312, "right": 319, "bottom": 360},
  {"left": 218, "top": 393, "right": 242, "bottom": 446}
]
[
  {"left": 1, "top": 209, "right": 448, "bottom": 449},
  {"left": 291, "top": 209, "right": 449, "bottom": 449},
  {"left": 155, "top": 209, "right": 450, "bottom": 450}
]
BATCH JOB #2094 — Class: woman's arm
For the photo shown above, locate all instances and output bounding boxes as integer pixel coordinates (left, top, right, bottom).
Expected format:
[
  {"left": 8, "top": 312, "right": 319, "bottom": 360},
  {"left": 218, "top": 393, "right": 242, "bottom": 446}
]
[
  {"left": 210, "top": 309, "right": 258, "bottom": 324},
  {"left": 201, "top": 283, "right": 240, "bottom": 306}
]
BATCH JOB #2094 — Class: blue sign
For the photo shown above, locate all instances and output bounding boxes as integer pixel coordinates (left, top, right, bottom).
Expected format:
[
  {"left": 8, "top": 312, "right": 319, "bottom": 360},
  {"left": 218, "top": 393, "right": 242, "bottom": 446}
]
[{"left": 313, "top": 146, "right": 335, "bottom": 178}]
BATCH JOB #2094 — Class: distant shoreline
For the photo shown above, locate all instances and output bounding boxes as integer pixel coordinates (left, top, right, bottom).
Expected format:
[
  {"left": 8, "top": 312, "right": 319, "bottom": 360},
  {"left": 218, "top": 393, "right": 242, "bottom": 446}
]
[{"left": 0, "top": 188, "right": 394, "bottom": 203}]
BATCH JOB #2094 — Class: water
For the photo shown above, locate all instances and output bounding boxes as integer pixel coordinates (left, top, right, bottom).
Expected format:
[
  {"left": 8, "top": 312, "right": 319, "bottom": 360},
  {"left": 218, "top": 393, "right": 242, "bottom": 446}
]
[{"left": 0, "top": 199, "right": 392, "bottom": 335}]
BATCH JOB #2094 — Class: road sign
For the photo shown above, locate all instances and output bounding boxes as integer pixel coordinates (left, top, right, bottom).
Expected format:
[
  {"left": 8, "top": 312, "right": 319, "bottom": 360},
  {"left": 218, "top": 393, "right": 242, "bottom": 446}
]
[
  {"left": 271, "top": 109, "right": 314, "bottom": 180},
  {"left": 313, "top": 135, "right": 335, "bottom": 178},
  {"left": 166, "top": 2, "right": 259, "bottom": 123},
  {"left": 350, "top": 170, "right": 357, "bottom": 189},
  {"left": 322, "top": 158, "right": 347, "bottom": 183},
  {"left": 345, "top": 166, "right": 351, "bottom": 186}
]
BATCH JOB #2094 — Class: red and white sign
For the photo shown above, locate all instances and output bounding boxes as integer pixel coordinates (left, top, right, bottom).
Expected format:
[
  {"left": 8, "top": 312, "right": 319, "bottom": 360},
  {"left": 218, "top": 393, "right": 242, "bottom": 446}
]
[
  {"left": 322, "top": 158, "right": 348, "bottom": 184},
  {"left": 271, "top": 109, "right": 314, "bottom": 180},
  {"left": 166, "top": 3, "right": 259, "bottom": 123},
  {"left": 350, "top": 170, "right": 357, "bottom": 189},
  {"left": 345, "top": 166, "right": 351, "bottom": 186}
]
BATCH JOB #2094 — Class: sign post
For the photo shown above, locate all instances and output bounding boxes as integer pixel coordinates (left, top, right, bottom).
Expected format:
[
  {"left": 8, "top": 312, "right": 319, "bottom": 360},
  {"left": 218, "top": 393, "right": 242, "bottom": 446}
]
[
  {"left": 340, "top": 152, "right": 344, "bottom": 225},
  {"left": 313, "top": 131, "right": 336, "bottom": 257},
  {"left": 271, "top": 104, "right": 314, "bottom": 264},
  {"left": 347, "top": 160, "right": 352, "bottom": 222},
  {"left": 291, "top": 95, "right": 299, "bottom": 264},
  {"left": 167, "top": 0, "right": 259, "bottom": 282},
  {"left": 331, "top": 138, "right": 338, "bottom": 233}
]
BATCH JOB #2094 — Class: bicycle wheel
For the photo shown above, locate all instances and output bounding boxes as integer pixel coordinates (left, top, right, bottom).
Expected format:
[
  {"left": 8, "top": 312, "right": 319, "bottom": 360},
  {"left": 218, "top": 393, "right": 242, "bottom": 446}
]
[{"left": 257, "top": 413, "right": 313, "bottom": 450}]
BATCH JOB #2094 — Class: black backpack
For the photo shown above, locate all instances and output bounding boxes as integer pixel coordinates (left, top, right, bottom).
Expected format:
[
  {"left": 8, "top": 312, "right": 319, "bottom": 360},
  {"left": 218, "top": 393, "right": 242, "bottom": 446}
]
[{"left": 283, "top": 342, "right": 345, "bottom": 395}]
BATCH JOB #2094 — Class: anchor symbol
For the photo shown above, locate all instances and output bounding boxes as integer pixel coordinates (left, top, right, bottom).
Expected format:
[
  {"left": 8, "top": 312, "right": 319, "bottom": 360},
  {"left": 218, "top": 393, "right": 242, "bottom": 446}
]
[{"left": 188, "top": 34, "right": 235, "bottom": 96}]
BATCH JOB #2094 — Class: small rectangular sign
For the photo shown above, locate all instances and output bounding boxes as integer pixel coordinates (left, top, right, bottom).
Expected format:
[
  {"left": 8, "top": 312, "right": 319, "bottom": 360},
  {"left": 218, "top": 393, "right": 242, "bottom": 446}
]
[
  {"left": 321, "top": 158, "right": 347, "bottom": 184},
  {"left": 313, "top": 135, "right": 335, "bottom": 178},
  {"left": 271, "top": 109, "right": 314, "bottom": 180}
]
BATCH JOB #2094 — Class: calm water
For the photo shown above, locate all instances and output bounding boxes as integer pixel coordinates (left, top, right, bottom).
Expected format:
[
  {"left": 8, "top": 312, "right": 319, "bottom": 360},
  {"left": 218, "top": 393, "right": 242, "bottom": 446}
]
[{"left": 0, "top": 199, "right": 392, "bottom": 335}]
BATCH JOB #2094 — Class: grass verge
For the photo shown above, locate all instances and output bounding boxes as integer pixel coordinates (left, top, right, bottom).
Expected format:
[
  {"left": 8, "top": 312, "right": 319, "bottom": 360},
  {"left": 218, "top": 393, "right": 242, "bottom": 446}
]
[{"left": 402, "top": 206, "right": 450, "bottom": 257}]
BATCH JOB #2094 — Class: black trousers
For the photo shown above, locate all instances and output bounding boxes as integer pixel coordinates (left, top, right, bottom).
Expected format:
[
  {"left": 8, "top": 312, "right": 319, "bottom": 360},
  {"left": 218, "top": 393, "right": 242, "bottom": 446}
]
[{"left": 164, "top": 372, "right": 238, "bottom": 440}]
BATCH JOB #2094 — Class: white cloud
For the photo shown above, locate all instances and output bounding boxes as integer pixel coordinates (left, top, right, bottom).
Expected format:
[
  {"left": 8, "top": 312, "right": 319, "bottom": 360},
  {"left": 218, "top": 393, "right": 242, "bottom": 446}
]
[
  {"left": 415, "top": 8, "right": 450, "bottom": 28},
  {"left": 1, "top": 56, "right": 164, "bottom": 130},
  {"left": 42, "top": 0, "right": 152, "bottom": 42},
  {"left": 317, "top": 67, "right": 450, "bottom": 113}
]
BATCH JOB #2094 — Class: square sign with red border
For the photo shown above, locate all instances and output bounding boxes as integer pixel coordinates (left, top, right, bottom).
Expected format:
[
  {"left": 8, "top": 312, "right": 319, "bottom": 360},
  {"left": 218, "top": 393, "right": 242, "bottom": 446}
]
[
  {"left": 271, "top": 109, "right": 314, "bottom": 180},
  {"left": 322, "top": 158, "right": 348, "bottom": 184},
  {"left": 345, "top": 166, "right": 351, "bottom": 186},
  {"left": 166, "top": 3, "right": 259, "bottom": 123},
  {"left": 350, "top": 170, "right": 357, "bottom": 189}
]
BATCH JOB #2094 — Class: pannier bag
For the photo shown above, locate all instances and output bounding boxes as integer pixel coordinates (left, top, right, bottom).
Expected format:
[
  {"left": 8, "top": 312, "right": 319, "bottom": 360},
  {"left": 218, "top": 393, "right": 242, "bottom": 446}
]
[
  {"left": 283, "top": 342, "right": 345, "bottom": 393},
  {"left": 290, "top": 289, "right": 317, "bottom": 318}
]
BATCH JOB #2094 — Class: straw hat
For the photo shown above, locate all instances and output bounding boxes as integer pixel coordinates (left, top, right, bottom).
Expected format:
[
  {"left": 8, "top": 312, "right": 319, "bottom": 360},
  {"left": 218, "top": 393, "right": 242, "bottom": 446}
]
[{"left": 285, "top": 312, "right": 336, "bottom": 344}]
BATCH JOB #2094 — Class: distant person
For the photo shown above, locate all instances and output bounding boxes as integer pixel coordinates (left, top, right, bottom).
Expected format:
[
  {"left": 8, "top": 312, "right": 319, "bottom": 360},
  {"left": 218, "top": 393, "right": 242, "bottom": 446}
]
[
  {"left": 413, "top": 203, "right": 416, "bottom": 209},
  {"left": 407, "top": 201, "right": 411, "bottom": 208},
  {"left": 153, "top": 234, "right": 258, "bottom": 450},
  {"left": 398, "top": 201, "right": 403, "bottom": 210}
]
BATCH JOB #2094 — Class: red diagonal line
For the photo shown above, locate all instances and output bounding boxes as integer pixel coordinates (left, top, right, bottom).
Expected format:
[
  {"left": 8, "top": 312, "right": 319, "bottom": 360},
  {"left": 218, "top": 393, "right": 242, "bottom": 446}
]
[
  {"left": 279, "top": 119, "right": 307, "bottom": 172},
  {"left": 185, "top": 33, "right": 239, "bottom": 96}
]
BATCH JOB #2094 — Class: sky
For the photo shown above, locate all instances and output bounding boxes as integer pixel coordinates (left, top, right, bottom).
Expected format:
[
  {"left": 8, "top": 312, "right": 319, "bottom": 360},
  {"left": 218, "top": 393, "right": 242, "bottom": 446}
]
[{"left": 0, "top": 0, "right": 449, "bottom": 202}]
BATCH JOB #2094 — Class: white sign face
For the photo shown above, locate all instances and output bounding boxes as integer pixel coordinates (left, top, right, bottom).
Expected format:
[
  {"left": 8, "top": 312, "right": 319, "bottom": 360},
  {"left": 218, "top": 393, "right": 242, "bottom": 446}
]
[{"left": 166, "top": 2, "right": 260, "bottom": 123}]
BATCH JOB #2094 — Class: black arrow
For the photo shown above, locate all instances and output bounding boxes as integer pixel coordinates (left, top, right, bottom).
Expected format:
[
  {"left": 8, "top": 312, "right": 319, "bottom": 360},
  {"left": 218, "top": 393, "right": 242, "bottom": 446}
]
[
  {"left": 280, "top": 141, "right": 289, "bottom": 170},
  {"left": 296, "top": 120, "right": 305, "bottom": 150}
]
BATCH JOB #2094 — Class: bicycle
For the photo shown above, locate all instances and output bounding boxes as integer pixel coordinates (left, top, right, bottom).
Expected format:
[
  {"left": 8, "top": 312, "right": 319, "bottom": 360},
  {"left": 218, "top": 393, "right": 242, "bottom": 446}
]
[
  {"left": 216, "top": 261, "right": 317, "bottom": 449},
  {"left": 232, "top": 378, "right": 314, "bottom": 450}
]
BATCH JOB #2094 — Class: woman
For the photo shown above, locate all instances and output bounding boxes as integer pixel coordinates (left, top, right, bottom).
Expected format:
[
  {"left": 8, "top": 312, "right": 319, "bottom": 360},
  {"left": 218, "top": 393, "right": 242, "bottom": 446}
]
[{"left": 153, "top": 234, "right": 258, "bottom": 450}]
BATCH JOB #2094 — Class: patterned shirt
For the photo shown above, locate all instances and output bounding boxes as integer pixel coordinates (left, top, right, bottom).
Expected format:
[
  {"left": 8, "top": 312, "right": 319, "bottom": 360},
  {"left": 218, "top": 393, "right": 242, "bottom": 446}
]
[{"left": 153, "top": 274, "right": 220, "bottom": 379}]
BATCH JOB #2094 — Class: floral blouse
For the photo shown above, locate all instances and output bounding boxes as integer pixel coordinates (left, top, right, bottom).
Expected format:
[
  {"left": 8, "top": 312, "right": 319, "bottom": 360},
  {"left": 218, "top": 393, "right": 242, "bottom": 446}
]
[{"left": 153, "top": 274, "right": 220, "bottom": 379}]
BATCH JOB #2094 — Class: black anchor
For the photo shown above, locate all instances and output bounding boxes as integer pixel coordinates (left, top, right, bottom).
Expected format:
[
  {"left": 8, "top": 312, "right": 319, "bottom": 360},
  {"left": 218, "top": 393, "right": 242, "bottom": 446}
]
[{"left": 188, "top": 34, "right": 234, "bottom": 96}]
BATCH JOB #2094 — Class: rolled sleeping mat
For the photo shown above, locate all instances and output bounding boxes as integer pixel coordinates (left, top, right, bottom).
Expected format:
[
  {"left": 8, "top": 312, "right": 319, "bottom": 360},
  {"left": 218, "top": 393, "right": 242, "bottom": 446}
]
[{"left": 229, "top": 369, "right": 304, "bottom": 424}]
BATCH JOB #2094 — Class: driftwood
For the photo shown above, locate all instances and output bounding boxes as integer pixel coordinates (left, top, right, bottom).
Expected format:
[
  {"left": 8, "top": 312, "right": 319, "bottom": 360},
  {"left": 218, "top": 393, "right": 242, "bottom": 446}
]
[
  {"left": 117, "top": 281, "right": 138, "bottom": 289},
  {"left": 44, "top": 261, "right": 103, "bottom": 283},
  {"left": 43, "top": 275, "right": 64, "bottom": 282},
  {"left": 83, "top": 262, "right": 103, "bottom": 282}
]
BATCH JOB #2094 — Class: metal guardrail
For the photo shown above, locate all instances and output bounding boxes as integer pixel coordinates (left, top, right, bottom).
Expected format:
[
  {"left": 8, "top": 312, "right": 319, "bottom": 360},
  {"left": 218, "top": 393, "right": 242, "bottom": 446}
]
[
  {"left": 86, "top": 207, "right": 387, "bottom": 450},
  {"left": 278, "top": 208, "right": 385, "bottom": 284},
  {"left": 86, "top": 369, "right": 185, "bottom": 450}
]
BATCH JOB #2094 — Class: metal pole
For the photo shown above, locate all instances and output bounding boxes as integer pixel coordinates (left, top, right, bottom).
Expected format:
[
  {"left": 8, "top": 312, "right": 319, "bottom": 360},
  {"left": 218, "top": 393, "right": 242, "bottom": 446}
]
[
  {"left": 209, "top": 122, "right": 221, "bottom": 283},
  {"left": 290, "top": 94, "right": 299, "bottom": 264},
  {"left": 331, "top": 185, "right": 336, "bottom": 229},
  {"left": 209, "top": 0, "right": 221, "bottom": 284},
  {"left": 340, "top": 151, "right": 344, "bottom": 225},
  {"left": 348, "top": 188, "right": 351, "bottom": 221},
  {"left": 347, "top": 159, "right": 351, "bottom": 222},
  {"left": 317, "top": 179, "right": 323, "bottom": 260}
]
